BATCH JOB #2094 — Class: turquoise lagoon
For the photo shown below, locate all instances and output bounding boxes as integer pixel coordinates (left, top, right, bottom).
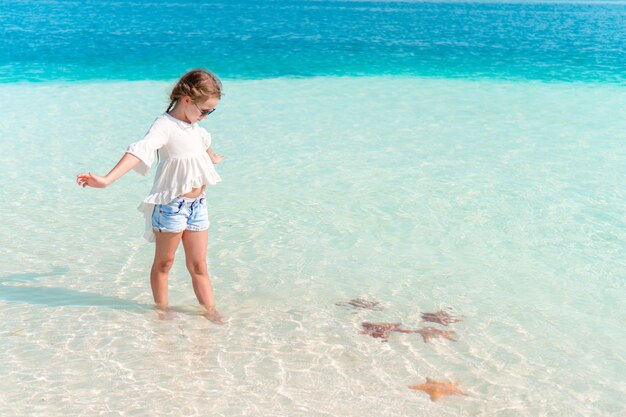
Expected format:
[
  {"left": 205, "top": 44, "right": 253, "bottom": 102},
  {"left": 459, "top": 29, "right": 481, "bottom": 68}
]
[{"left": 1, "top": 1, "right": 625, "bottom": 416}]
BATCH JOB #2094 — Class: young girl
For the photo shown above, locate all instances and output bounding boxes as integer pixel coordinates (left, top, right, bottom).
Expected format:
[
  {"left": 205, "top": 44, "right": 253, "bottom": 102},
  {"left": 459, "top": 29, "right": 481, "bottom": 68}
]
[{"left": 76, "top": 68, "right": 225, "bottom": 323}]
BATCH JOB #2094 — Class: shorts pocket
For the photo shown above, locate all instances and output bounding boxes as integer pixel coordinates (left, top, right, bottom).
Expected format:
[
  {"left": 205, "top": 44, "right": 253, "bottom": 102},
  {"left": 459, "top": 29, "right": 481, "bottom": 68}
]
[
  {"left": 152, "top": 203, "right": 186, "bottom": 232},
  {"left": 159, "top": 200, "right": 184, "bottom": 216}
]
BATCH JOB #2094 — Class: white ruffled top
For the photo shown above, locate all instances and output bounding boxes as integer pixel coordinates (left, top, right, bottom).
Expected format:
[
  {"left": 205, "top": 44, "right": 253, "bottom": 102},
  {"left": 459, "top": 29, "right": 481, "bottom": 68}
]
[{"left": 126, "top": 112, "right": 222, "bottom": 242}]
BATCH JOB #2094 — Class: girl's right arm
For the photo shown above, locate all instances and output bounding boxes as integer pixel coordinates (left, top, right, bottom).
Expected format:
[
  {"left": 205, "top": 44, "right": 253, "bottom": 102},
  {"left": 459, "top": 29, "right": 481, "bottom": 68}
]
[
  {"left": 76, "top": 152, "right": 141, "bottom": 188},
  {"left": 79, "top": 116, "right": 169, "bottom": 188}
]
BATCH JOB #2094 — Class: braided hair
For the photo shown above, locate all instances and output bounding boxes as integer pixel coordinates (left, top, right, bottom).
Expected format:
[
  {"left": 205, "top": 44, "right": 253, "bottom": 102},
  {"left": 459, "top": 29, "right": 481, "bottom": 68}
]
[{"left": 166, "top": 68, "right": 223, "bottom": 112}]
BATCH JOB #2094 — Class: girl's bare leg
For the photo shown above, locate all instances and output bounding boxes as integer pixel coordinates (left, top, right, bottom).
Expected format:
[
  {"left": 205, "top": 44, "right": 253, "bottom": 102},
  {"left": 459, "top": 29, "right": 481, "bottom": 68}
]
[
  {"left": 181, "top": 229, "right": 222, "bottom": 323},
  {"left": 151, "top": 231, "right": 184, "bottom": 309}
]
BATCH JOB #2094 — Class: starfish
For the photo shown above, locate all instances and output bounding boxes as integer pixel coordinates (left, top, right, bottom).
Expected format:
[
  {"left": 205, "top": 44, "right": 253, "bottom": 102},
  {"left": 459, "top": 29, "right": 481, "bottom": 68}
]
[
  {"left": 336, "top": 298, "right": 384, "bottom": 311},
  {"left": 359, "top": 322, "right": 409, "bottom": 340},
  {"left": 409, "top": 378, "right": 466, "bottom": 401},
  {"left": 413, "top": 326, "right": 457, "bottom": 343},
  {"left": 420, "top": 310, "right": 462, "bottom": 326}
]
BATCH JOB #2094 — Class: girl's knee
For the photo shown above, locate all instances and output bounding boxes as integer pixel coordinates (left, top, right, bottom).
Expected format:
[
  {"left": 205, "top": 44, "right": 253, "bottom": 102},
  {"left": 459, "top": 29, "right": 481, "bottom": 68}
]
[
  {"left": 186, "top": 260, "right": 207, "bottom": 276},
  {"left": 154, "top": 257, "right": 175, "bottom": 273}
]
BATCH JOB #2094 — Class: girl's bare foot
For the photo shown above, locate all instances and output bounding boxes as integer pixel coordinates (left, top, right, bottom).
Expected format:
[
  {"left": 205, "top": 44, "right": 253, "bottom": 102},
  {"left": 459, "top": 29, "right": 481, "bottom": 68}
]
[
  {"left": 203, "top": 306, "right": 224, "bottom": 324},
  {"left": 155, "top": 305, "right": 176, "bottom": 320}
]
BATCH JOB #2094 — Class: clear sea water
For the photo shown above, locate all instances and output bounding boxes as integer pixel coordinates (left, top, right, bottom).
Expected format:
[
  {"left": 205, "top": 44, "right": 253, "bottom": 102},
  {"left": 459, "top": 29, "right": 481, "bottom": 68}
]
[{"left": 1, "top": 1, "right": 625, "bottom": 416}]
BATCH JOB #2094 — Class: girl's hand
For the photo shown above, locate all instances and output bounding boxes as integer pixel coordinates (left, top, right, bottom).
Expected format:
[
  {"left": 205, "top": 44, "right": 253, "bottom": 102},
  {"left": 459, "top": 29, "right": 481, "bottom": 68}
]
[
  {"left": 76, "top": 172, "right": 109, "bottom": 188},
  {"left": 212, "top": 153, "right": 225, "bottom": 164}
]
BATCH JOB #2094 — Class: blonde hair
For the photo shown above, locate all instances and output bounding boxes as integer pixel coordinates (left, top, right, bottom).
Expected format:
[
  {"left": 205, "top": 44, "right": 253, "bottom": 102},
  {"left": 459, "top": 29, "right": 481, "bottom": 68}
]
[{"left": 166, "top": 68, "right": 223, "bottom": 112}]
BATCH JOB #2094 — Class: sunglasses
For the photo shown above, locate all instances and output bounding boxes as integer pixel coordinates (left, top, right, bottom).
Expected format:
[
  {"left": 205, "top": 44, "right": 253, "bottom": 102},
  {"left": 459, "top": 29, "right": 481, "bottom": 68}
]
[{"left": 194, "top": 103, "right": 216, "bottom": 117}]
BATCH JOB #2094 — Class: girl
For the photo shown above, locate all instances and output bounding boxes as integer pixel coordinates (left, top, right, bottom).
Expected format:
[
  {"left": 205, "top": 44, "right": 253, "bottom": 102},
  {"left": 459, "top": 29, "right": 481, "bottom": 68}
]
[{"left": 76, "top": 68, "right": 225, "bottom": 323}]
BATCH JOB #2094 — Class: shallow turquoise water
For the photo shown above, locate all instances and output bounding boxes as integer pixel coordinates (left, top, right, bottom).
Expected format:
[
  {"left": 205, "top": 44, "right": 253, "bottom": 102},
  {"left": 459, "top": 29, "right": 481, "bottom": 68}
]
[{"left": 1, "top": 77, "right": 625, "bottom": 416}]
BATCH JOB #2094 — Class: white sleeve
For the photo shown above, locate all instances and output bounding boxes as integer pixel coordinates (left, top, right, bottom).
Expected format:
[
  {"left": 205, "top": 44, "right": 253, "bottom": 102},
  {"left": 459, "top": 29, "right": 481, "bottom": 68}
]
[
  {"left": 199, "top": 127, "right": 212, "bottom": 151},
  {"left": 126, "top": 118, "right": 169, "bottom": 176}
]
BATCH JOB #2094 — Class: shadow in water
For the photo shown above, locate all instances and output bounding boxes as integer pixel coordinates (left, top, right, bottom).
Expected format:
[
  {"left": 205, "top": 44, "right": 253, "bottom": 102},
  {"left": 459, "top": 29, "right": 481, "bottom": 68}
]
[
  {"left": 0, "top": 285, "right": 151, "bottom": 310},
  {"left": 0, "top": 267, "right": 69, "bottom": 283},
  {"left": 0, "top": 267, "right": 151, "bottom": 311}
]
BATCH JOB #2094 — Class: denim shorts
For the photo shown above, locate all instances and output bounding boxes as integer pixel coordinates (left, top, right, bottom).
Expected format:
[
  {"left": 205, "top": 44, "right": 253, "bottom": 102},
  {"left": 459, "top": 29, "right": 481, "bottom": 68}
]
[{"left": 152, "top": 193, "right": 209, "bottom": 234}]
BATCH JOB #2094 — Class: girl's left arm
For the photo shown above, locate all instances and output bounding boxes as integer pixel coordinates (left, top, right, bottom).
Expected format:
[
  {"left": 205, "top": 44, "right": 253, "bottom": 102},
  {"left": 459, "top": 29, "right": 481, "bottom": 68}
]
[{"left": 207, "top": 146, "right": 225, "bottom": 164}]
